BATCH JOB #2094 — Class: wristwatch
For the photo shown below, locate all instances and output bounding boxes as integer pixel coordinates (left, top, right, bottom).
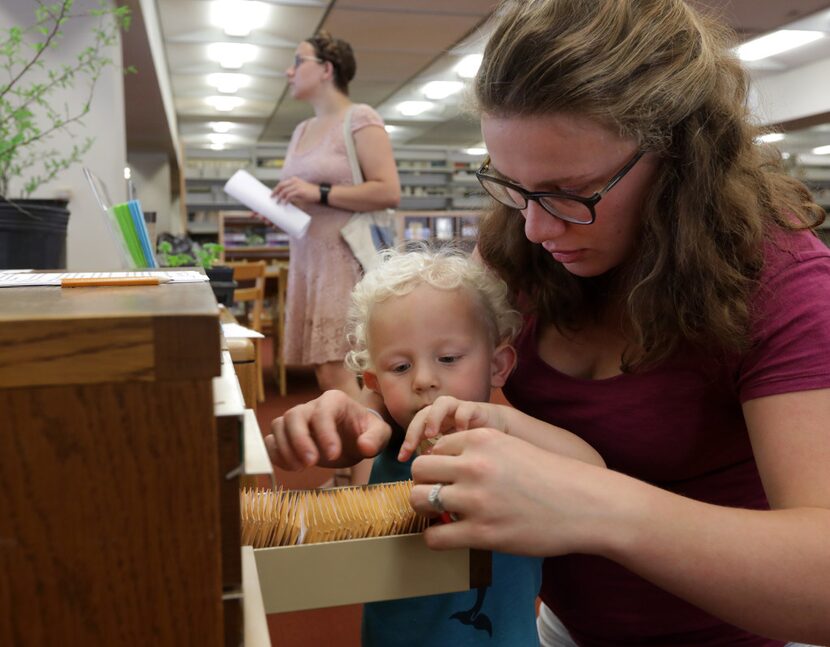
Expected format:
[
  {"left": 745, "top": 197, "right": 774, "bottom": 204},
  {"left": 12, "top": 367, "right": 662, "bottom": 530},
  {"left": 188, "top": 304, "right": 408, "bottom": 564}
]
[{"left": 319, "top": 182, "right": 332, "bottom": 206}]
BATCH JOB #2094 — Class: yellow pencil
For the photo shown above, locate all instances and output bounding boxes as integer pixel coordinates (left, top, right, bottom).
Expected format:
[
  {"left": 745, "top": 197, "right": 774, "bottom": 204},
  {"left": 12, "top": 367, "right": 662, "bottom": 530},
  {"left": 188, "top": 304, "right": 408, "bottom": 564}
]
[{"left": 60, "top": 276, "right": 170, "bottom": 287}]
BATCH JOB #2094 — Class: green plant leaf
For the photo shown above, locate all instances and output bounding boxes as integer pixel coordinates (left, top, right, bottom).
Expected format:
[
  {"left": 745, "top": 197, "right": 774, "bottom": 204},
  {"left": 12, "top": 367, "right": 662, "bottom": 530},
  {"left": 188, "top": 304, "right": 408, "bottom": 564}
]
[{"left": 0, "top": 0, "right": 132, "bottom": 197}]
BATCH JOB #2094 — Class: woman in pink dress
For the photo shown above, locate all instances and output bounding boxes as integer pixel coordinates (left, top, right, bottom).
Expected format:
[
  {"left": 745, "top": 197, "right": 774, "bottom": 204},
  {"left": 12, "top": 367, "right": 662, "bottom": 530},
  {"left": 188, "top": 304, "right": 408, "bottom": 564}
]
[{"left": 271, "top": 31, "right": 400, "bottom": 482}]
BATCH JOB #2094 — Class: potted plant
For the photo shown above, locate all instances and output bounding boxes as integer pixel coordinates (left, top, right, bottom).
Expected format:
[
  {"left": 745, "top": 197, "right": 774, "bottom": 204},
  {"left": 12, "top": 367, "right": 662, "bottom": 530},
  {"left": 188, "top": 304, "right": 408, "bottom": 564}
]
[
  {"left": 158, "top": 240, "right": 236, "bottom": 306},
  {"left": 0, "top": 0, "right": 132, "bottom": 269}
]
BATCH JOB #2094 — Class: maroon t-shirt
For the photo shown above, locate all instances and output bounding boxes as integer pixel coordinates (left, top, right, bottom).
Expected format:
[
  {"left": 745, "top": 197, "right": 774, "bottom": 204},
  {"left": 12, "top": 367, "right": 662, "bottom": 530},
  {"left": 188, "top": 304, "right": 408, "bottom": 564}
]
[{"left": 503, "top": 229, "right": 830, "bottom": 646}]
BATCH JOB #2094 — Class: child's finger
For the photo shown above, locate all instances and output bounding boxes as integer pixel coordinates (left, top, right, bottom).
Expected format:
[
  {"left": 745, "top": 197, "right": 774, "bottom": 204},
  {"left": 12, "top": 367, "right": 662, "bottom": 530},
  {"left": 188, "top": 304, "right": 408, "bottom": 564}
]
[
  {"left": 355, "top": 409, "right": 392, "bottom": 456},
  {"left": 423, "top": 397, "right": 460, "bottom": 437},
  {"left": 269, "top": 417, "right": 313, "bottom": 469},
  {"left": 399, "top": 408, "right": 429, "bottom": 461},
  {"left": 303, "top": 410, "right": 345, "bottom": 462},
  {"left": 453, "top": 402, "right": 475, "bottom": 431}
]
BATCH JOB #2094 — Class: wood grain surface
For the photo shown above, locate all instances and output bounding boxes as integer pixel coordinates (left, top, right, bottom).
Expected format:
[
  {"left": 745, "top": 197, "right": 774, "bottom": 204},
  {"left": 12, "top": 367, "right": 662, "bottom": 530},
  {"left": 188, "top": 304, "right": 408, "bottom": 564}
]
[
  {"left": 0, "top": 283, "right": 220, "bottom": 389},
  {"left": 0, "top": 282, "right": 232, "bottom": 645}
]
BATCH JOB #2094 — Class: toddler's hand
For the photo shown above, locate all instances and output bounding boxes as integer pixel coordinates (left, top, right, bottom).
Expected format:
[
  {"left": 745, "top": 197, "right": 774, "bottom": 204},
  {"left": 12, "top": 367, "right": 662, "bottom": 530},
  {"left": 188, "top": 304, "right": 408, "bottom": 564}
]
[
  {"left": 267, "top": 390, "right": 391, "bottom": 470},
  {"left": 399, "top": 396, "right": 507, "bottom": 461}
]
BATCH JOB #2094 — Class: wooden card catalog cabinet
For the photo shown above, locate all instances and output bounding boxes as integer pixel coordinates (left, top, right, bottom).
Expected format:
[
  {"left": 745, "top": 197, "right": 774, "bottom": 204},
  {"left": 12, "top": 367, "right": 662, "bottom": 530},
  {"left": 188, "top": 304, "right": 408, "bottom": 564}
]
[{"left": 0, "top": 282, "right": 247, "bottom": 645}]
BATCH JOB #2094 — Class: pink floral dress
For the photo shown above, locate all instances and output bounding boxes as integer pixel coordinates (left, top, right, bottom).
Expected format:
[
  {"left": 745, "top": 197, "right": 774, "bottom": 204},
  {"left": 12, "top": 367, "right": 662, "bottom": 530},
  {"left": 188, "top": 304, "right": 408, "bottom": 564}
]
[{"left": 281, "top": 103, "right": 384, "bottom": 365}]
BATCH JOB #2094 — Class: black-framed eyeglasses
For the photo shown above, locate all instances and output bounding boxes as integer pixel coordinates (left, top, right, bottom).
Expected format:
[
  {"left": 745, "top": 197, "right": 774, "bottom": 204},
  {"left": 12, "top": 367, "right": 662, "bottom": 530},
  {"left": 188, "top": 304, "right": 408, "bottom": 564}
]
[
  {"left": 476, "top": 149, "right": 645, "bottom": 225},
  {"left": 292, "top": 54, "right": 324, "bottom": 69}
]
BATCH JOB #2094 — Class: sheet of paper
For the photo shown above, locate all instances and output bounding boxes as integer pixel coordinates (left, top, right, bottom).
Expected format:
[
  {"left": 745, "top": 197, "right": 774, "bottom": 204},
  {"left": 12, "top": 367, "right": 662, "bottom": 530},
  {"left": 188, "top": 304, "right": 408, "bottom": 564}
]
[
  {"left": 0, "top": 270, "right": 209, "bottom": 287},
  {"left": 222, "top": 322, "right": 265, "bottom": 339},
  {"left": 223, "top": 169, "right": 311, "bottom": 238}
]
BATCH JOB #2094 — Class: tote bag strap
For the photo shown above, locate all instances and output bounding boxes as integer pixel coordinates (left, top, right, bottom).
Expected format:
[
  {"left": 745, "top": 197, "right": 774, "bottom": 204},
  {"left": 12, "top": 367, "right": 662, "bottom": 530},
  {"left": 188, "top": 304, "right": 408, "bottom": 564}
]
[{"left": 342, "top": 105, "right": 364, "bottom": 186}]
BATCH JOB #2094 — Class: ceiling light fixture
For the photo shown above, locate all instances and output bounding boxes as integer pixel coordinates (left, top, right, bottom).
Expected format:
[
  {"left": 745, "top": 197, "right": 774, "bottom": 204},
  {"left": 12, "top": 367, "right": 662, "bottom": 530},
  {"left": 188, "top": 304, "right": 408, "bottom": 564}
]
[
  {"left": 209, "top": 133, "right": 234, "bottom": 145},
  {"left": 210, "top": 143, "right": 226, "bottom": 150},
  {"left": 384, "top": 125, "right": 399, "bottom": 133},
  {"left": 464, "top": 147, "right": 487, "bottom": 156},
  {"left": 207, "top": 72, "right": 250, "bottom": 94},
  {"left": 211, "top": 0, "right": 269, "bottom": 37},
  {"left": 210, "top": 121, "right": 234, "bottom": 133},
  {"left": 757, "top": 133, "right": 785, "bottom": 143},
  {"left": 206, "top": 95, "right": 244, "bottom": 111},
  {"left": 811, "top": 144, "right": 830, "bottom": 155},
  {"left": 455, "top": 54, "right": 483, "bottom": 79},
  {"left": 207, "top": 43, "right": 258, "bottom": 70},
  {"left": 422, "top": 81, "right": 463, "bottom": 100},
  {"left": 735, "top": 30, "right": 824, "bottom": 62},
  {"left": 397, "top": 101, "right": 433, "bottom": 116}
]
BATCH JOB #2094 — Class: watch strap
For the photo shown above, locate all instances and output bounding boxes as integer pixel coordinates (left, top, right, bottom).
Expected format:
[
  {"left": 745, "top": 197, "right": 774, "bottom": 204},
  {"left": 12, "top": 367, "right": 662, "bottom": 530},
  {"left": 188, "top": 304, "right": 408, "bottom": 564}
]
[{"left": 319, "top": 182, "right": 332, "bottom": 205}]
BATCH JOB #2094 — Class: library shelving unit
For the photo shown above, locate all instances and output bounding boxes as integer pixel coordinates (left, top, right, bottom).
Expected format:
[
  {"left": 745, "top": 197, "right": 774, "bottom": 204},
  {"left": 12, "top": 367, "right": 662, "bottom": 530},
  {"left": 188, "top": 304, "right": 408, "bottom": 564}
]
[
  {"left": 788, "top": 157, "right": 830, "bottom": 246},
  {"left": 397, "top": 210, "right": 481, "bottom": 251},
  {"left": 183, "top": 144, "right": 489, "bottom": 248},
  {"left": 218, "top": 210, "right": 290, "bottom": 262}
]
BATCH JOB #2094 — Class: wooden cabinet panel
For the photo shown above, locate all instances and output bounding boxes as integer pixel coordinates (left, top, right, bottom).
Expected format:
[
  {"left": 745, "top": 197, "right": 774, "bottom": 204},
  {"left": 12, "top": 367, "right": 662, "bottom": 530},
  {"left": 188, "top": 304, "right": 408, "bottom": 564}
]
[{"left": 0, "top": 282, "right": 238, "bottom": 646}]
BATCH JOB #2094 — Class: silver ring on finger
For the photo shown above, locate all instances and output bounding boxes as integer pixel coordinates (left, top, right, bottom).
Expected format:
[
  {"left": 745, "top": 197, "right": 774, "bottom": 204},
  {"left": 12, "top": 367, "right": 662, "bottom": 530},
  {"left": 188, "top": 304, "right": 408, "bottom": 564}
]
[{"left": 427, "top": 483, "right": 446, "bottom": 514}]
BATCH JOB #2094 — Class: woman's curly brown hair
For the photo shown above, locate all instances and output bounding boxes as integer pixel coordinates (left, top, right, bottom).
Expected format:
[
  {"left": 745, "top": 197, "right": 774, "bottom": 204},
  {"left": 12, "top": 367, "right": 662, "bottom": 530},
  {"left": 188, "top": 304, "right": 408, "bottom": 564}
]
[
  {"left": 307, "top": 30, "right": 356, "bottom": 95},
  {"left": 475, "top": 0, "right": 825, "bottom": 371}
]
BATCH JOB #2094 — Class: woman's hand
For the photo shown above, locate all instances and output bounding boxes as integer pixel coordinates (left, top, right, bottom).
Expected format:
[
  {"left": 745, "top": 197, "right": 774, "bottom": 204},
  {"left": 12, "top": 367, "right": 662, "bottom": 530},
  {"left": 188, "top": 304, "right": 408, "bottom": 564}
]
[
  {"left": 271, "top": 176, "right": 321, "bottom": 206},
  {"left": 409, "top": 428, "right": 616, "bottom": 557},
  {"left": 267, "top": 390, "right": 392, "bottom": 470},
  {"left": 399, "top": 396, "right": 508, "bottom": 461}
]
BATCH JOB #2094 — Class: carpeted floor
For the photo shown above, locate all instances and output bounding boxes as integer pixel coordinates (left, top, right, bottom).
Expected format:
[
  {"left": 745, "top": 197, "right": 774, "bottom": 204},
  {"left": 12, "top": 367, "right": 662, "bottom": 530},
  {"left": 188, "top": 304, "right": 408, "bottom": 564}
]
[{"left": 255, "top": 338, "right": 363, "bottom": 647}]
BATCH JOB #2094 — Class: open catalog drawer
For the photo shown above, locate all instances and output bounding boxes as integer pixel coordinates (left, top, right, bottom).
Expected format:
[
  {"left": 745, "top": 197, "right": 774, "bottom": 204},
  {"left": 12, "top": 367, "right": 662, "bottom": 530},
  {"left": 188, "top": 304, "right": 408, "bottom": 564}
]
[{"left": 253, "top": 533, "right": 491, "bottom": 614}]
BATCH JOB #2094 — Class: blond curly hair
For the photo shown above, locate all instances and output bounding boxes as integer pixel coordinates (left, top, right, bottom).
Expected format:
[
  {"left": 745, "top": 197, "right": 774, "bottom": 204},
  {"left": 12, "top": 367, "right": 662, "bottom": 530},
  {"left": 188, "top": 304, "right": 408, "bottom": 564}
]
[{"left": 344, "top": 245, "right": 522, "bottom": 373}]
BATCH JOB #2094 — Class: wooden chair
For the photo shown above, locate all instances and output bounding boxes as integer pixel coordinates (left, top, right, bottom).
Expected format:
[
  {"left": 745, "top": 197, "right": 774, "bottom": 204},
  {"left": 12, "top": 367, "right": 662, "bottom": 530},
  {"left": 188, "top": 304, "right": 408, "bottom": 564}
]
[
  {"left": 270, "top": 262, "right": 289, "bottom": 397},
  {"left": 226, "top": 260, "right": 267, "bottom": 402}
]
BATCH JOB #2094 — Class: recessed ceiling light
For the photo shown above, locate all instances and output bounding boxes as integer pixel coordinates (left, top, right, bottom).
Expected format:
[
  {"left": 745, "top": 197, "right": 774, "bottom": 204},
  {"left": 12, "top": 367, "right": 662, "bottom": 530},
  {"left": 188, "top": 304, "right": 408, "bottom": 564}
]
[
  {"left": 207, "top": 43, "right": 258, "bottom": 70},
  {"left": 757, "top": 133, "right": 785, "bottom": 143},
  {"left": 464, "top": 147, "right": 487, "bottom": 156},
  {"left": 210, "top": 121, "right": 234, "bottom": 133},
  {"left": 211, "top": 0, "right": 269, "bottom": 38},
  {"left": 455, "top": 54, "right": 483, "bottom": 79},
  {"left": 397, "top": 101, "right": 433, "bottom": 116},
  {"left": 209, "top": 133, "right": 233, "bottom": 145},
  {"left": 206, "top": 95, "right": 244, "bottom": 111},
  {"left": 735, "top": 30, "right": 824, "bottom": 62},
  {"left": 210, "top": 143, "right": 226, "bottom": 150},
  {"left": 207, "top": 73, "right": 250, "bottom": 94},
  {"left": 422, "top": 81, "right": 463, "bottom": 100},
  {"left": 812, "top": 144, "right": 830, "bottom": 155},
  {"left": 384, "top": 125, "right": 399, "bottom": 133}
]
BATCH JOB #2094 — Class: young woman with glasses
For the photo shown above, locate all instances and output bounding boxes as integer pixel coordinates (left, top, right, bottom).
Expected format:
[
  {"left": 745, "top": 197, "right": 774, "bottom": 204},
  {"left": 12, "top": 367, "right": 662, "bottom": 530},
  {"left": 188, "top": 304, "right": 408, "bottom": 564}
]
[
  {"left": 267, "top": 2, "right": 830, "bottom": 645},
  {"left": 269, "top": 31, "right": 400, "bottom": 484}
]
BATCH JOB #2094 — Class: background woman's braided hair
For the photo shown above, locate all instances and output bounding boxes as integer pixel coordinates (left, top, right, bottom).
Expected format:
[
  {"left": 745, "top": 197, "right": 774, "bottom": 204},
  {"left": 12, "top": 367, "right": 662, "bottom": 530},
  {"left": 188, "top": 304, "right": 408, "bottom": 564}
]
[
  {"left": 307, "top": 30, "right": 356, "bottom": 95},
  {"left": 475, "top": 0, "right": 825, "bottom": 371}
]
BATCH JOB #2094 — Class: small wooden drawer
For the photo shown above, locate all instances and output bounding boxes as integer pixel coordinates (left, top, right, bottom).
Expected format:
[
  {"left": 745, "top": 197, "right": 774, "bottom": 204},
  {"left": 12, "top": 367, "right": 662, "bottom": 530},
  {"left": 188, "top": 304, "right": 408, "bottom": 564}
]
[{"left": 253, "top": 535, "right": 490, "bottom": 614}]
